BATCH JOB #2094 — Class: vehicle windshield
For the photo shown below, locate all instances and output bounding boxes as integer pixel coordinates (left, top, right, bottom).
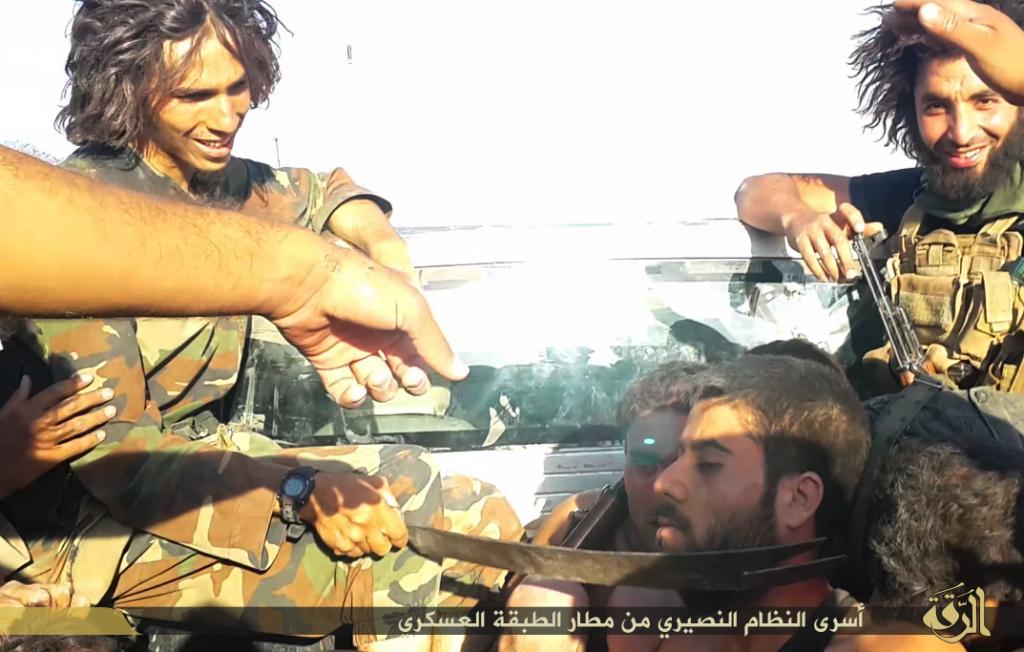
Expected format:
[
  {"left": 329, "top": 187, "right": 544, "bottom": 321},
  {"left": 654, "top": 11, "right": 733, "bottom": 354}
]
[{"left": 229, "top": 254, "right": 882, "bottom": 450}]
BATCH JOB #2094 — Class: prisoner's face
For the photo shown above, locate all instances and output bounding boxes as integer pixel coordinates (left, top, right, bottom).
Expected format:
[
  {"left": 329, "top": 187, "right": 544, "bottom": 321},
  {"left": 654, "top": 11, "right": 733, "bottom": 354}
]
[
  {"left": 624, "top": 409, "right": 686, "bottom": 551},
  {"left": 652, "top": 400, "right": 778, "bottom": 554}
]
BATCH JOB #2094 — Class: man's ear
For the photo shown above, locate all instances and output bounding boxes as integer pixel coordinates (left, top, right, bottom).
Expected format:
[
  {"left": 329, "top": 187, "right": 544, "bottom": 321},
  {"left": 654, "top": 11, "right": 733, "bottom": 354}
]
[{"left": 775, "top": 472, "right": 823, "bottom": 531}]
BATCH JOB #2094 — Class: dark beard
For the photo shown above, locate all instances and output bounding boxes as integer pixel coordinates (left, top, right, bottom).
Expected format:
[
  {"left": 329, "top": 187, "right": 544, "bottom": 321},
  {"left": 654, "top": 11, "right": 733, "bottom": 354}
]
[
  {"left": 676, "top": 490, "right": 780, "bottom": 614},
  {"left": 914, "top": 119, "right": 1024, "bottom": 205}
]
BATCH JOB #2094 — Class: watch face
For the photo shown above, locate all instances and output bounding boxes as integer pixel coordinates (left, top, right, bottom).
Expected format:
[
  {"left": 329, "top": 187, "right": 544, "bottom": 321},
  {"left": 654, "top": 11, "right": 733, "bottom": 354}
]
[{"left": 283, "top": 476, "right": 306, "bottom": 497}]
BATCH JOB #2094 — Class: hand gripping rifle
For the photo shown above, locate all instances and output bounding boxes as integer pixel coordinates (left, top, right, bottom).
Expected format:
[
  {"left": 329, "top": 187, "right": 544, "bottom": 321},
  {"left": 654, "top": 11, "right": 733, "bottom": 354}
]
[
  {"left": 496, "top": 479, "right": 628, "bottom": 599},
  {"left": 849, "top": 231, "right": 943, "bottom": 388}
]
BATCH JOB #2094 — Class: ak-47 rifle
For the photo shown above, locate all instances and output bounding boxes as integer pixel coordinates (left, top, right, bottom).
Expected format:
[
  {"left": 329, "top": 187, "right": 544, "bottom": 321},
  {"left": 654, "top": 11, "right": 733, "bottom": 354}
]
[
  {"left": 560, "top": 478, "right": 628, "bottom": 550},
  {"left": 850, "top": 231, "right": 943, "bottom": 387},
  {"left": 500, "top": 478, "right": 628, "bottom": 596}
]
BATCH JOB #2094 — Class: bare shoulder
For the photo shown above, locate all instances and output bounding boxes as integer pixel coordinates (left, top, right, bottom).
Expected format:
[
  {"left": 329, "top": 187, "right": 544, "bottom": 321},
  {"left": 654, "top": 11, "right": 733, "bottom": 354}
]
[
  {"left": 531, "top": 489, "right": 602, "bottom": 546},
  {"left": 790, "top": 173, "right": 853, "bottom": 212}
]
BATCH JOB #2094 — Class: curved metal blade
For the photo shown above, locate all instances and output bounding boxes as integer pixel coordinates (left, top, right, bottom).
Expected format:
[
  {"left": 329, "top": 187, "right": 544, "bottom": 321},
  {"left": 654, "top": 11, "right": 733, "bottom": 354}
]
[{"left": 407, "top": 526, "right": 835, "bottom": 590}]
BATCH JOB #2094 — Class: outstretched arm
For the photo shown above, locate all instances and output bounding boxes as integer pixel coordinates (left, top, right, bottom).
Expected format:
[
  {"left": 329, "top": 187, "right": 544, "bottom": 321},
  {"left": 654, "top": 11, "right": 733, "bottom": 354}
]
[
  {"left": 2, "top": 144, "right": 323, "bottom": 319},
  {"left": 0, "top": 145, "right": 467, "bottom": 407}
]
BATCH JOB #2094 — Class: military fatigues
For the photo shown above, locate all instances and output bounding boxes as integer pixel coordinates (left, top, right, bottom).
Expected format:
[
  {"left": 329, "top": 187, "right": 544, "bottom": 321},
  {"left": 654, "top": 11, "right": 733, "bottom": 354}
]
[
  {"left": 2, "top": 147, "right": 522, "bottom": 647},
  {"left": 876, "top": 206, "right": 1024, "bottom": 390},
  {"left": 847, "top": 168, "right": 1024, "bottom": 392}
]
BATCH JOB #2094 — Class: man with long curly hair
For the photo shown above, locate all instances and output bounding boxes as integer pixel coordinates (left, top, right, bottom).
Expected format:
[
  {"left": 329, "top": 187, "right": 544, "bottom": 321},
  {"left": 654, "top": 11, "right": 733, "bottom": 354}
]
[
  {"left": 734, "top": 0, "right": 1024, "bottom": 394},
  {"left": 0, "top": 2, "right": 522, "bottom": 650}
]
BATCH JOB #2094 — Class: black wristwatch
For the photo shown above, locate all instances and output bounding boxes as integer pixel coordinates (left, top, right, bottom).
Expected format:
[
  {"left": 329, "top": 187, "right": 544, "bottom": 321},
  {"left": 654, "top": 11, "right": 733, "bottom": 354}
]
[{"left": 278, "top": 466, "right": 318, "bottom": 525}]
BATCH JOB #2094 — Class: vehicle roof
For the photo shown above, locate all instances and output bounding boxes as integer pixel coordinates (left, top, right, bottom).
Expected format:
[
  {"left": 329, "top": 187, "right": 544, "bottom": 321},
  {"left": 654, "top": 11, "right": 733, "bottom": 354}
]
[{"left": 395, "top": 219, "right": 796, "bottom": 267}]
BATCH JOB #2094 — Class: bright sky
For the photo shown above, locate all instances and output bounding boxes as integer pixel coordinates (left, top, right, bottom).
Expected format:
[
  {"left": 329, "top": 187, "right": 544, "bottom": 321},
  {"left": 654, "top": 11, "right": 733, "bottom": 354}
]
[{"left": 0, "top": 0, "right": 913, "bottom": 226}]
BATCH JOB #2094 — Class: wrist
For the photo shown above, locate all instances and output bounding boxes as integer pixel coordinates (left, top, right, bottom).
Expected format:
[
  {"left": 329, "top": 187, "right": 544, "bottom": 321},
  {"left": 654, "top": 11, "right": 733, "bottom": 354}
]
[
  {"left": 257, "top": 228, "right": 335, "bottom": 321},
  {"left": 278, "top": 466, "right": 319, "bottom": 525},
  {"left": 779, "top": 210, "right": 812, "bottom": 234}
]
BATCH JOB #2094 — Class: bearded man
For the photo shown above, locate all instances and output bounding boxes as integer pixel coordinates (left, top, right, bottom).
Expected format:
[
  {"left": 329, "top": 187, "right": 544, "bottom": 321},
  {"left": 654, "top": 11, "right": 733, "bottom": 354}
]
[
  {"left": 608, "top": 355, "right": 956, "bottom": 652},
  {"left": 735, "top": 0, "right": 1024, "bottom": 394}
]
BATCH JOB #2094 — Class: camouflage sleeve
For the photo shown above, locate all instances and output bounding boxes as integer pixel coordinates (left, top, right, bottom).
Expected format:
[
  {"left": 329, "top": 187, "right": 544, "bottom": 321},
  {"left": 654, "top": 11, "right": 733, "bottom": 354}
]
[
  {"left": 22, "top": 319, "right": 289, "bottom": 572},
  {"left": 72, "top": 427, "right": 290, "bottom": 571},
  {"left": 236, "top": 158, "right": 392, "bottom": 234}
]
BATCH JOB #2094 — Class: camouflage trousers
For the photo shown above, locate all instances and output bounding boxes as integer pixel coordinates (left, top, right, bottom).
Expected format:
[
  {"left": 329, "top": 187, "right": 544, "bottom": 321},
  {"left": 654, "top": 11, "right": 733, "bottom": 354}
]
[{"left": 15, "top": 432, "right": 522, "bottom": 649}]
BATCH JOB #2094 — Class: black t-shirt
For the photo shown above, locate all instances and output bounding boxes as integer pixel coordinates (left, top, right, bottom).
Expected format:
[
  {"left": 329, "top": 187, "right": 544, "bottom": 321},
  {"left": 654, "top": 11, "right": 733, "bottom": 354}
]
[
  {"left": 848, "top": 167, "right": 1024, "bottom": 235},
  {"left": 848, "top": 168, "right": 923, "bottom": 236}
]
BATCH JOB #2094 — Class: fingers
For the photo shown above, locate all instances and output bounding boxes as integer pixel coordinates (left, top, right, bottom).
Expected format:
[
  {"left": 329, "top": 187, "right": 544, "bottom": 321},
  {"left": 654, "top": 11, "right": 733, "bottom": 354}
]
[
  {"left": 889, "top": 0, "right": 930, "bottom": 35},
  {"left": 37, "top": 583, "right": 73, "bottom": 608},
  {"left": 797, "top": 225, "right": 843, "bottom": 282},
  {"left": 342, "top": 505, "right": 391, "bottom": 557},
  {"left": 309, "top": 476, "right": 406, "bottom": 558},
  {"left": 361, "top": 527, "right": 393, "bottom": 558},
  {"left": 385, "top": 348, "right": 432, "bottom": 396},
  {"left": 52, "top": 405, "right": 113, "bottom": 444},
  {"left": 796, "top": 237, "right": 828, "bottom": 282},
  {"left": 337, "top": 492, "right": 406, "bottom": 555},
  {"left": 376, "top": 489, "right": 409, "bottom": 549},
  {"left": 394, "top": 293, "right": 469, "bottom": 383},
  {"left": 349, "top": 354, "right": 398, "bottom": 403},
  {"left": 316, "top": 366, "right": 369, "bottom": 409},
  {"left": 835, "top": 203, "right": 870, "bottom": 280},
  {"left": 893, "top": 0, "right": 928, "bottom": 10},
  {"left": 916, "top": 1, "right": 989, "bottom": 49},
  {"left": 0, "top": 580, "right": 68, "bottom": 607},
  {"left": 26, "top": 373, "right": 93, "bottom": 413},
  {"left": 316, "top": 513, "right": 361, "bottom": 557},
  {"left": 792, "top": 206, "right": 869, "bottom": 283},
  {"left": 52, "top": 430, "right": 108, "bottom": 462},
  {"left": 894, "top": 0, "right": 1001, "bottom": 58},
  {"left": 863, "top": 221, "right": 885, "bottom": 238},
  {"left": 48, "top": 387, "right": 114, "bottom": 429},
  {"left": 815, "top": 230, "right": 842, "bottom": 281},
  {"left": 836, "top": 203, "right": 866, "bottom": 235},
  {"left": 825, "top": 225, "right": 857, "bottom": 282}
]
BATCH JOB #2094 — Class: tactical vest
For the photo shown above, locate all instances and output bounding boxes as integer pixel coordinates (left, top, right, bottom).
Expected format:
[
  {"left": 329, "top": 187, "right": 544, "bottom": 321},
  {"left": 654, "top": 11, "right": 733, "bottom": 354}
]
[{"left": 885, "top": 204, "right": 1024, "bottom": 390}]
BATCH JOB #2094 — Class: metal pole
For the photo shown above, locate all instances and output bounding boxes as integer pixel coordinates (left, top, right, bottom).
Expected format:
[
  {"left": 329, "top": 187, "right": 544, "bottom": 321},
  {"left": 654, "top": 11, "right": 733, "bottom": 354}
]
[{"left": 274, "top": 137, "right": 281, "bottom": 167}]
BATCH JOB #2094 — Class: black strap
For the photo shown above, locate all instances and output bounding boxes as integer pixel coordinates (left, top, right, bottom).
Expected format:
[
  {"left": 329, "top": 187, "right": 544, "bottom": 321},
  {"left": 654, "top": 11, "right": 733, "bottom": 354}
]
[{"left": 849, "top": 382, "right": 942, "bottom": 585}]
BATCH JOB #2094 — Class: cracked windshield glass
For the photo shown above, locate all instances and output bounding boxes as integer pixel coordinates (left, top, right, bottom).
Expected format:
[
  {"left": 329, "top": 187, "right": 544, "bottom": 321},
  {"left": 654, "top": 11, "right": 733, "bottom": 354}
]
[{"left": 230, "top": 253, "right": 880, "bottom": 450}]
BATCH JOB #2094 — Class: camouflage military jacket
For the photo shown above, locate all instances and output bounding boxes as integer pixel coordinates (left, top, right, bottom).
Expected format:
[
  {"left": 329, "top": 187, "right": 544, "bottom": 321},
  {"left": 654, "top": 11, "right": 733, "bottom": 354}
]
[{"left": 11, "top": 145, "right": 391, "bottom": 570}]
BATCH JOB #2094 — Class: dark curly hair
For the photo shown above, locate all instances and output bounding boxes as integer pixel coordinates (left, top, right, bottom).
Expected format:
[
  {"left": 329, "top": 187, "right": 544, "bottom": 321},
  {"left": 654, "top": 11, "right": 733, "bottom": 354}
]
[
  {"left": 870, "top": 439, "right": 1024, "bottom": 606},
  {"left": 850, "top": 0, "right": 1024, "bottom": 158},
  {"left": 691, "top": 355, "right": 870, "bottom": 540},
  {"left": 57, "top": 0, "right": 283, "bottom": 149},
  {"left": 746, "top": 338, "right": 846, "bottom": 378},
  {"left": 615, "top": 360, "right": 708, "bottom": 429}
]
